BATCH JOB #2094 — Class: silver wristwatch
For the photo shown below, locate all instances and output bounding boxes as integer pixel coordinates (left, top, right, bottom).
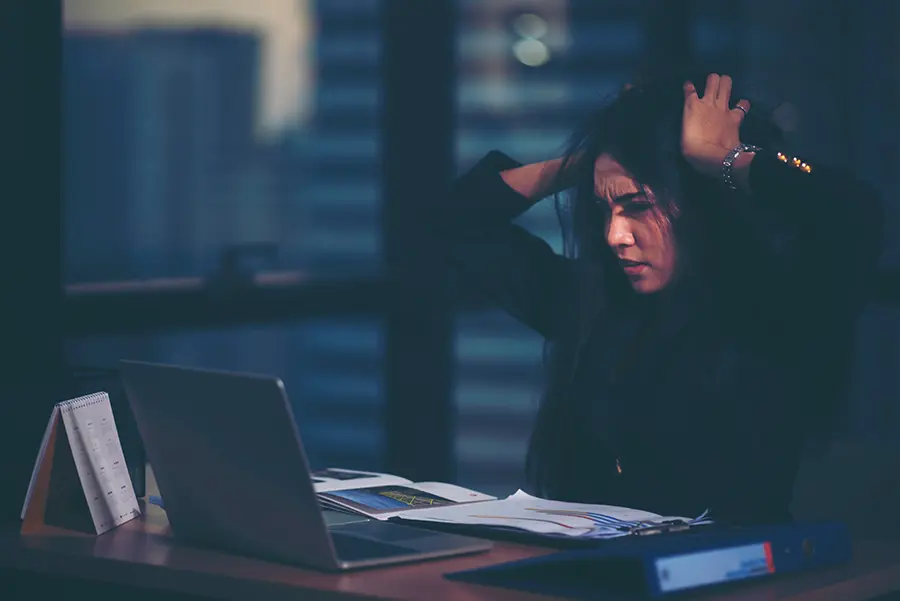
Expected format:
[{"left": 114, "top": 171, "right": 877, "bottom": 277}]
[{"left": 722, "top": 143, "right": 761, "bottom": 190}]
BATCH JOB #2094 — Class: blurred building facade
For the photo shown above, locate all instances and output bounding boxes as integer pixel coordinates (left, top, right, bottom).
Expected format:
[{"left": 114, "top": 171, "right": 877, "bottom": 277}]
[
  {"left": 64, "top": 29, "right": 260, "bottom": 281},
  {"left": 64, "top": 1, "right": 386, "bottom": 472}
]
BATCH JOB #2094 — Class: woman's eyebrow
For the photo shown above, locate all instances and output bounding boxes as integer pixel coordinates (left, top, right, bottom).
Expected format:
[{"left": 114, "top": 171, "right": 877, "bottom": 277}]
[
  {"left": 592, "top": 191, "right": 648, "bottom": 207},
  {"left": 611, "top": 192, "right": 647, "bottom": 205}
]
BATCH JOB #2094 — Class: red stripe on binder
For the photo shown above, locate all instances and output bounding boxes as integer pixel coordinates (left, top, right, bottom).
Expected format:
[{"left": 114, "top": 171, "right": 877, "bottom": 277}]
[{"left": 763, "top": 542, "right": 776, "bottom": 573}]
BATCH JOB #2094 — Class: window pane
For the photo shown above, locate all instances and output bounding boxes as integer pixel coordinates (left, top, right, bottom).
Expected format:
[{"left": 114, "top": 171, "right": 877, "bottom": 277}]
[
  {"left": 63, "top": 0, "right": 382, "bottom": 283},
  {"left": 453, "top": 0, "right": 646, "bottom": 494},
  {"left": 454, "top": 310, "right": 544, "bottom": 495},
  {"left": 67, "top": 319, "right": 385, "bottom": 471}
]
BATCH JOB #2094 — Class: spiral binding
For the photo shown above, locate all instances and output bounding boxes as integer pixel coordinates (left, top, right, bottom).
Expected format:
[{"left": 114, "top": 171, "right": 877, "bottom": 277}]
[{"left": 59, "top": 391, "right": 109, "bottom": 412}]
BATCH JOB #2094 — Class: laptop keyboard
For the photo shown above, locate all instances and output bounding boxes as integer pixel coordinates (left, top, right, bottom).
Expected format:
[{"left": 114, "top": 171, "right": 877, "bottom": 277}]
[{"left": 330, "top": 532, "right": 416, "bottom": 562}]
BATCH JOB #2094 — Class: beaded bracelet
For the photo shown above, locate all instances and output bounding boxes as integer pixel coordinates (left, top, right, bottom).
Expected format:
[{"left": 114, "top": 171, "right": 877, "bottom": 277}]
[{"left": 722, "top": 143, "right": 762, "bottom": 190}]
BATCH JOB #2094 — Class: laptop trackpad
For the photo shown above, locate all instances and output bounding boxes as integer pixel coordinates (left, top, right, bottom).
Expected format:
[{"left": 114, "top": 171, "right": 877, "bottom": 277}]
[{"left": 335, "top": 520, "right": 439, "bottom": 542}]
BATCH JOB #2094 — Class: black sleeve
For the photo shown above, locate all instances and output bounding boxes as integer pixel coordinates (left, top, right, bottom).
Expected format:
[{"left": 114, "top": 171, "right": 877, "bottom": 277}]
[
  {"left": 718, "top": 149, "right": 883, "bottom": 347},
  {"left": 746, "top": 149, "right": 883, "bottom": 304},
  {"left": 426, "top": 151, "right": 580, "bottom": 340},
  {"left": 739, "top": 150, "right": 884, "bottom": 441}
]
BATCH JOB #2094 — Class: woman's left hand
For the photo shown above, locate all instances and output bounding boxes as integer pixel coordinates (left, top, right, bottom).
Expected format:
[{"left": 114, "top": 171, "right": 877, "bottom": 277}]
[{"left": 681, "top": 73, "right": 751, "bottom": 179}]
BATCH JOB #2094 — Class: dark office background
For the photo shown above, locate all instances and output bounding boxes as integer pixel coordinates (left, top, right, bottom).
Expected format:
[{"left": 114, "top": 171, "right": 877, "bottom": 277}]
[{"left": 2, "top": 0, "right": 899, "bottom": 529}]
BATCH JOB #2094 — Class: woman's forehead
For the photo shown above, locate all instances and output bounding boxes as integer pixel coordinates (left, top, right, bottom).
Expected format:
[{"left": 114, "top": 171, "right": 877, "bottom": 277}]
[{"left": 593, "top": 154, "right": 641, "bottom": 201}]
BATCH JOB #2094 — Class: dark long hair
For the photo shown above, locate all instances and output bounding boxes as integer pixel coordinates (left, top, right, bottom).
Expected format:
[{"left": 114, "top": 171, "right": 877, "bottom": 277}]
[
  {"left": 524, "top": 70, "right": 787, "bottom": 500},
  {"left": 555, "top": 70, "right": 786, "bottom": 290}
]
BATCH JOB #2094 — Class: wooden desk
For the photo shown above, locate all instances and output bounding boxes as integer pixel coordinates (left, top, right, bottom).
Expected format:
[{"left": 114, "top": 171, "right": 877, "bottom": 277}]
[{"left": 2, "top": 503, "right": 900, "bottom": 601}]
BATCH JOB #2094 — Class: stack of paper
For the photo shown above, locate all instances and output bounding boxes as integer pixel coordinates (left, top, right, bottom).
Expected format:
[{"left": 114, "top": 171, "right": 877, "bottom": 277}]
[
  {"left": 393, "top": 490, "right": 713, "bottom": 540},
  {"left": 310, "top": 469, "right": 712, "bottom": 540}
]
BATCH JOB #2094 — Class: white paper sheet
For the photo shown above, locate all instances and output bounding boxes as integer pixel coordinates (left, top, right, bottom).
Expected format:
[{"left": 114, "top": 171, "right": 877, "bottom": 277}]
[
  {"left": 312, "top": 468, "right": 413, "bottom": 492},
  {"left": 396, "top": 490, "right": 711, "bottom": 539}
]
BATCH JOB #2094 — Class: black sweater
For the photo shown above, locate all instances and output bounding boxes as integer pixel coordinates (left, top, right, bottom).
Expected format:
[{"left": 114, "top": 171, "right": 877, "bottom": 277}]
[{"left": 431, "top": 149, "right": 882, "bottom": 524}]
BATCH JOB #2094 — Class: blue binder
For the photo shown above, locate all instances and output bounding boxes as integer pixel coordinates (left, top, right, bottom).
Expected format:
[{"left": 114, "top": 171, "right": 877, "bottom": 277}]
[{"left": 445, "top": 521, "right": 851, "bottom": 599}]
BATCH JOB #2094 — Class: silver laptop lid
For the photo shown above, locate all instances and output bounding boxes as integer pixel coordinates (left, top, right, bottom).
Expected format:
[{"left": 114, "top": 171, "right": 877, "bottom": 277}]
[{"left": 119, "top": 360, "right": 339, "bottom": 569}]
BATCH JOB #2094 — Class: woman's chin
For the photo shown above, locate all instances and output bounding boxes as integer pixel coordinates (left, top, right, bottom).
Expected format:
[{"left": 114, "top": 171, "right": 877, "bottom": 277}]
[{"left": 628, "top": 272, "right": 669, "bottom": 294}]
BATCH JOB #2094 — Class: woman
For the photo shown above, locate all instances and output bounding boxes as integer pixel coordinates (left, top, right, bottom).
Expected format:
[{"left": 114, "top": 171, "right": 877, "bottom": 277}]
[{"left": 430, "top": 72, "right": 882, "bottom": 525}]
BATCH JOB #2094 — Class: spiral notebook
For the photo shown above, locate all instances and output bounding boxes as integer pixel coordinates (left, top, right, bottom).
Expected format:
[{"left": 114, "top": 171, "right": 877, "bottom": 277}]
[{"left": 20, "top": 392, "right": 142, "bottom": 535}]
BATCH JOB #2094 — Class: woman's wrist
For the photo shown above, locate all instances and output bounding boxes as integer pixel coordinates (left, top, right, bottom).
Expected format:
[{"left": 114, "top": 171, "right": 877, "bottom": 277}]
[
  {"left": 685, "top": 145, "right": 756, "bottom": 194},
  {"left": 728, "top": 150, "right": 756, "bottom": 193}
]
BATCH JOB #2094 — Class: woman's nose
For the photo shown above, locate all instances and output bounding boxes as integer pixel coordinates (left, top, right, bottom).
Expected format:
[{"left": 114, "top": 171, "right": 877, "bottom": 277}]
[{"left": 606, "top": 215, "right": 635, "bottom": 247}]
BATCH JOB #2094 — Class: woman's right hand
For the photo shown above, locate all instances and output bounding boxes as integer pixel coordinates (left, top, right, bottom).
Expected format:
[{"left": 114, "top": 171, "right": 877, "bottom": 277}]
[{"left": 680, "top": 73, "right": 751, "bottom": 180}]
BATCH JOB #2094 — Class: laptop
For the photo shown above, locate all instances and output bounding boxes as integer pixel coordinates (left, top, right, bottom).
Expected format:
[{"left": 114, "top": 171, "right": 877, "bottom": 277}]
[{"left": 119, "top": 360, "right": 492, "bottom": 571}]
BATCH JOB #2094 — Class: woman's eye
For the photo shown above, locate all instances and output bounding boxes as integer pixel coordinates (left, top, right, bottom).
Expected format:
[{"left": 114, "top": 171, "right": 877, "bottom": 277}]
[{"left": 623, "top": 202, "right": 652, "bottom": 215}]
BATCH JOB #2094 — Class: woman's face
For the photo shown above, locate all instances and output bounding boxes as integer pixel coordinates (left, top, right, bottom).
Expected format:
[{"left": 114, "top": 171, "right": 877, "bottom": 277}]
[{"left": 594, "top": 154, "right": 678, "bottom": 294}]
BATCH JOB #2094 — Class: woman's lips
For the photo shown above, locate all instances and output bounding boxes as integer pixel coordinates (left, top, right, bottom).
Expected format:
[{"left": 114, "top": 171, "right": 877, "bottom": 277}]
[{"left": 619, "top": 260, "right": 648, "bottom": 275}]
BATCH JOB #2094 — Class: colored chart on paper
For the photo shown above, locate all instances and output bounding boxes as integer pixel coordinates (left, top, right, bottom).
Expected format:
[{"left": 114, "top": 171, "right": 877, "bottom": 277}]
[{"left": 320, "top": 485, "right": 457, "bottom": 514}]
